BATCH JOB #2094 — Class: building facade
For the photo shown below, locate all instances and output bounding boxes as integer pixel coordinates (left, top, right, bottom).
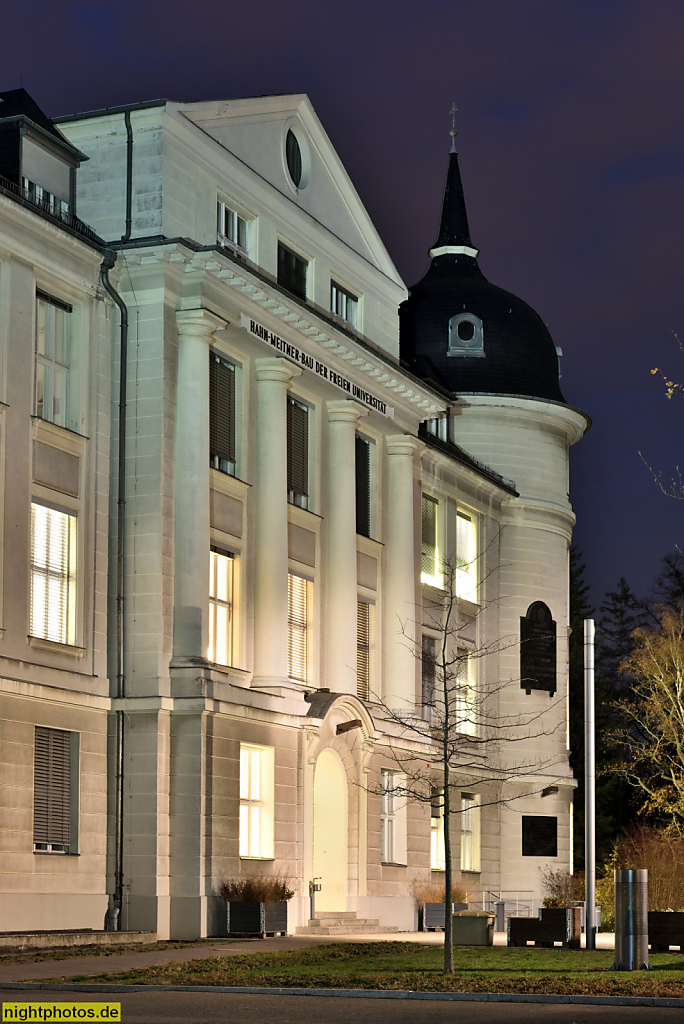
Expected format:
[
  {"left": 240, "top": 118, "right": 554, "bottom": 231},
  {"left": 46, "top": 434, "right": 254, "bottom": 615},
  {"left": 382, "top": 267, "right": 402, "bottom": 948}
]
[{"left": 0, "top": 90, "right": 587, "bottom": 938}]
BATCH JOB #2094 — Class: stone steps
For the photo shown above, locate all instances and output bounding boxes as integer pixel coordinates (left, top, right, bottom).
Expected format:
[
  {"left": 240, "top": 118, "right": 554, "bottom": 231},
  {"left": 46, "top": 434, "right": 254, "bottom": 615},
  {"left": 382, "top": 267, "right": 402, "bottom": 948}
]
[{"left": 295, "top": 915, "right": 399, "bottom": 935}]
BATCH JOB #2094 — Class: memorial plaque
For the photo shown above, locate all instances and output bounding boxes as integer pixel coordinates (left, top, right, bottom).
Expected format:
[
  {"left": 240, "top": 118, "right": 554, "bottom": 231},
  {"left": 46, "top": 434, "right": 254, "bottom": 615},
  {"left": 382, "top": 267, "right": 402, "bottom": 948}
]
[
  {"left": 522, "top": 815, "right": 558, "bottom": 857},
  {"left": 520, "top": 601, "right": 557, "bottom": 694}
]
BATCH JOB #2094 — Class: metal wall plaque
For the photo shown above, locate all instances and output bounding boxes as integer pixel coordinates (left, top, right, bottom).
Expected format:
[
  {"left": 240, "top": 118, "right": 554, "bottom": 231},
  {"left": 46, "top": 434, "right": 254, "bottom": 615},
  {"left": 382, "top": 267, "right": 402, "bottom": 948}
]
[{"left": 520, "top": 601, "right": 557, "bottom": 694}]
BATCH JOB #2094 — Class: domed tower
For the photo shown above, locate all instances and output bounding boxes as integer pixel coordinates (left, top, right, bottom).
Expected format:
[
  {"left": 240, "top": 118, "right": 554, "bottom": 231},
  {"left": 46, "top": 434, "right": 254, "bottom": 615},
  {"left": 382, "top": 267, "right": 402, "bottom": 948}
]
[{"left": 401, "top": 134, "right": 589, "bottom": 893}]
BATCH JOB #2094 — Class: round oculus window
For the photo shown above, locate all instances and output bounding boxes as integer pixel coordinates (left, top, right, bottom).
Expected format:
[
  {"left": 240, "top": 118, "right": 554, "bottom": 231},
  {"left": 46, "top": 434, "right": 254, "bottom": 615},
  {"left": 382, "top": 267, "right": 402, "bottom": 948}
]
[
  {"left": 457, "top": 319, "right": 475, "bottom": 342},
  {"left": 286, "top": 129, "right": 303, "bottom": 188}
]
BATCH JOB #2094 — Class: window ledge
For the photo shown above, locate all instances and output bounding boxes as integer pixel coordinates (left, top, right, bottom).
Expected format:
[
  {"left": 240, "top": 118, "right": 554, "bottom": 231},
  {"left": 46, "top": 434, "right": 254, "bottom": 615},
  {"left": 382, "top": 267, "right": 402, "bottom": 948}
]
[
  {"left": 381, "top": 862, "right": 407, "bottom": 868},
  {"left": 33, "top": 850, "right": 79, "bottom": 856},
  {"left": 28, "top": 636, "right": 85, "bottom": 657},
  {"left": 239, "top": 856, "right": 275, "bottom": 862}
]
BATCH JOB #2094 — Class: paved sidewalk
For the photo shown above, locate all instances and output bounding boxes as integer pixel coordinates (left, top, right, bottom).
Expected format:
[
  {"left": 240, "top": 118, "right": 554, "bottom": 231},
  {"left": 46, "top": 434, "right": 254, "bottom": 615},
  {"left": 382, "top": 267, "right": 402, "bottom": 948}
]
[{"left": 0, "top": 929, "right": 617, "bottom": 985}]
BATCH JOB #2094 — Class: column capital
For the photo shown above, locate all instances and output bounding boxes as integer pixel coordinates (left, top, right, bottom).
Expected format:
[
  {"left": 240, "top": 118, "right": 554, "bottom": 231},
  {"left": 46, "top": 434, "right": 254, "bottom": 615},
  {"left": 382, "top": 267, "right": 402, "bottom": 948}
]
[
  {"left": 255, "top": 357, "right": 302, "bottom": 385},
  {"left": 326, "top": 399, "right": 369, "bottom": 425},
  {"left": 176, "top": 307, "right": 226, "bottom": 338},
  {"left": 386, "top": 433, "right": 425, "bottom": 459}
]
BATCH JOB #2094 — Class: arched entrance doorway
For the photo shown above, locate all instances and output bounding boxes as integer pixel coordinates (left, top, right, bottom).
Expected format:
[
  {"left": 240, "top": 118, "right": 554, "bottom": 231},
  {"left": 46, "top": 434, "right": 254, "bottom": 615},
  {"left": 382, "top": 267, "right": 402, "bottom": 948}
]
[{"left": 312, "top": 749, "right": 348, "bottom": 912}]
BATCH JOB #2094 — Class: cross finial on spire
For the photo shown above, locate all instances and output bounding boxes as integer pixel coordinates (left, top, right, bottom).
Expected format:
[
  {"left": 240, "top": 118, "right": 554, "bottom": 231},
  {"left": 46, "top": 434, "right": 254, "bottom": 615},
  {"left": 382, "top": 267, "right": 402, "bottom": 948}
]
[{"left": 449, "top": 101, "right": 458, "bottom": 153}]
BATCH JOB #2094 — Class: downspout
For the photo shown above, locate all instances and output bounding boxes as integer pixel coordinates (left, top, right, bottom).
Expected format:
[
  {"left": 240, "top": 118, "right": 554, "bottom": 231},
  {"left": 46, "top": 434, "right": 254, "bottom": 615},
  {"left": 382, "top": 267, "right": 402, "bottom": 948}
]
[{"left": 102, "top": 109, "right": 134, "bottom": 930}]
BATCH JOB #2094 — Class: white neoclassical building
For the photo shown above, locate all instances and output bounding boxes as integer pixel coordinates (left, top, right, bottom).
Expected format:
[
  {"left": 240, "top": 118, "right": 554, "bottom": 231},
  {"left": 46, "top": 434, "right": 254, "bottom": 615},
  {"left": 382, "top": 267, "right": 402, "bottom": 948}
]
[{"left": 0, "top": 89, "right": 587, "bottom": 939}]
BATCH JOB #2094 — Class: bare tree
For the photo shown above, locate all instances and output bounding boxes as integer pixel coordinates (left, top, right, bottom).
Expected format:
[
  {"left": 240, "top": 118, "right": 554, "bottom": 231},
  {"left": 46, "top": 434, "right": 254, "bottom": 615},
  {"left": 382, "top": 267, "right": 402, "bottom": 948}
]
[
  {"left": 370, "top": 558, "right": 569, "bottom": 975},
  {"left": 640, "top": 332, "right": 684, "bottom": 498}
]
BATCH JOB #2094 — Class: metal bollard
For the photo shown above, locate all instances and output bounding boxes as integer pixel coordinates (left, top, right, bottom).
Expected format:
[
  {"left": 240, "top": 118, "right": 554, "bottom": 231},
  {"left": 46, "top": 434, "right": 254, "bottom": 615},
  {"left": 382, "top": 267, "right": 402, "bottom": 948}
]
[
  {"left": 612, "top": 869, "right": 650, "bottom": 970},
  {"left": 495, "top": 901, "right": 505, "bottom": 932}
]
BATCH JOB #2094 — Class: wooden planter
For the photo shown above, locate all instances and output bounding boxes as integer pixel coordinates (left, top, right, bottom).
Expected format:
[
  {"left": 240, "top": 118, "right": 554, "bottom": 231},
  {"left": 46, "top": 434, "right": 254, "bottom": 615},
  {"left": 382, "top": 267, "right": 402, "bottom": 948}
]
[
  {"left": 226, "top": 901, "right": 288, "bottom": 937},
  {"left": 421, "top": 902, "right": 468, "bottom": 931},
  {"left": 648, "top": 911, "right": 684, "bottom": 952}
]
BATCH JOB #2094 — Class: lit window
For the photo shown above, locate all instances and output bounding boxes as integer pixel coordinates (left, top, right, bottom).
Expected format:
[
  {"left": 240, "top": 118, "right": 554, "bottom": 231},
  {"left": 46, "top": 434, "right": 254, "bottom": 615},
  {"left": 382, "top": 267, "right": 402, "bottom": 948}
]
[
  {"left": 288, "top": 573, "right": 312, "bottom": 682},
  {"left": 460, "top": 793, "right": 480, "bottom": 872},
  {"left": 209, "top": 548, "right": 235, "bottom": 666},
  {"left": 454, "top": 648, "right": 477, "bottom": 736},
  {"left": 331, "top": 282, "right": 357, "bottom": 328},
  {"left": 217, "top": 200, "right": 248, "bottom": 254},
  {"left": 421, "top": 634, "right": 437, "bottom": 721},
  {"left": 287, "top": 397, "right": 309, "bottom": 508},
  {"left": 30, "top": 502, "right": 76, "bottom": 645},
  {"left": 357, "top": 599, "right": 374, "bottom": 700},
  {"left": 380, "top": 770, "right": 407, "bottom": 864},
  {"left": 430, "top": 786, "right": 445, "bottom": 871},
  {"left": 455, "top": 511, "right": 477, "bottom": 602},
  {"left": 33, "top": 726, "right": 78, "bottom": 854},
  {"left": 424, "top": 414, "right": 448, "bottom": 442},
  {"left": 35, "top": 294, "right": 70, "bottom": 428},
  {"left": 278, "top": 243, "right": 308, "bottom": 301},
  {"left": 239, "top": 744, "right": 274, "bottom": 858},
  {"left": 209, "top": 353, "right": 236, "bottom": 476},
  {"left": 355, "top": 435, "right": 371, "bottom": 537},
  {"left": 421, "top": 494, "right": 441, "bottom": 587},
  {"left": 22, "top": 180, "right": 70, "bottom": 220}
]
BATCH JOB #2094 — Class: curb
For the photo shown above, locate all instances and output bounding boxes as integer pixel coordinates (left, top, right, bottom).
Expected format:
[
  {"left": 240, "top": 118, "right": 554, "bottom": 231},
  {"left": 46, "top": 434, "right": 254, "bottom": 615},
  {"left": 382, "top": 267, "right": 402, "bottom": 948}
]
[{"left": 2, "top": 983, "right": 684, "bottom": 1008}]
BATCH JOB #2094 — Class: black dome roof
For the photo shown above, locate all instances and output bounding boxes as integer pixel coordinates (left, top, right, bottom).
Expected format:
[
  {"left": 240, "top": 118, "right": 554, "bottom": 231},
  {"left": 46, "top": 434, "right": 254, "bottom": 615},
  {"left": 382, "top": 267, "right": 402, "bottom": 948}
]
[{"left": 400, "top": 151, "right": 565, "bottom": 404}]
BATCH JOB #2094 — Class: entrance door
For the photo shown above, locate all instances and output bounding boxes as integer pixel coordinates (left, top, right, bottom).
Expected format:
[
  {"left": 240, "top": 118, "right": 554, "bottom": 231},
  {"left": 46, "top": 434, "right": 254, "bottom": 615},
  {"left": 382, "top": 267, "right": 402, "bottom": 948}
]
[{"left": 312, "top": 749, "right": 347, "bottom": 912}]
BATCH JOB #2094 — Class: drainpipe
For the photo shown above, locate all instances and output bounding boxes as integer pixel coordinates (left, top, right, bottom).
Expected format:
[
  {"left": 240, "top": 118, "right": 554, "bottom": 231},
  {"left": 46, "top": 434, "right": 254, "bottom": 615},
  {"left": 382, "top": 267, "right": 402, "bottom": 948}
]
[{"left": 122, "top": 110, "right": 133, "bottom": 244}]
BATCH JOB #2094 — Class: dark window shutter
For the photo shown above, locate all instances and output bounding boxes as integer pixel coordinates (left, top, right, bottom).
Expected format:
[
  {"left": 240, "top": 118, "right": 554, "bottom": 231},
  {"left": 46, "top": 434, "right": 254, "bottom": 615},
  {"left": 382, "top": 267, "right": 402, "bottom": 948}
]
[
  {"left": 355, "top": 435, "right": 370, "bottom": 537},
  {"left": 357, "top": 600, "right": 370, "bottom": 700},
  {"left": 33, "top": 726, "right": 71, "bottom": 847},
  {"left": 422, "top": 635, "right": 436, "bottom": 708},
  {"left": 209, "top": 354, "right": 236, "bottom": 466},
  {"left": 522, "top": 816, "right": 558, "bottom": 856},
  {"left": 421, "top": 495, "right": 438, "bottom": 577},
  {"left": 278, "top": 243, "right": 307, "bottom": 301},
  {"left": 287, "top": 398, "right": 309, "bottom": 499},
  {"left": 286, "top": 130, "right": 302, "bottom": 187}
]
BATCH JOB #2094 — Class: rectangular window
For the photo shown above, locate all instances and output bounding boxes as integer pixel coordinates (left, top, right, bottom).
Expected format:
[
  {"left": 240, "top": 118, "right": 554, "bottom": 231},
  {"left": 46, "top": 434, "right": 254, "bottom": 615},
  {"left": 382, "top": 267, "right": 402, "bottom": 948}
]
[
  {"left": 357, "top": 599, "right": 374, "bottom": 700},
  {"left": 209, "top": 548, "right": 235, "bottom": 666},
  {"left": 355, "top": 435, "right": 371, "bottom": 537},
  {"left": 430, "top": 786, "right": 445, "bottom": 871},
  {"left": 455, "top": 511, "right": 477, "bottom": 602},
  {"left": 454, "top": 648, "right": 477, "bottom": 736},
  {"left": 522, "top": 815, "right": 558, "bottom": 857},
  {"left": 278, "top": 242, "right": 308, "bottom": 301},
  {"left": 35, "top": 294, "right": 70, "bottom": 428},
  {"left": 421, "top": 494, "right": 440, "bottom": 586},
  {"left": 331, "top": 281, "right": 357, "bottom": 327},
  {"left": 209, "top": 352, "right": 236, "bottom": 475},
  {"left": 421, "top": 634, "right": 437, "bottom": 720},
  {"left": 30, "top": 501, "right": 76, "bottom": 646},
  {"left": 217, "top": 200, "right": 248, "bottom": 254},
  {"left": 380, "top": 770, "right": 407, "bottom": 864},
  {"left": 33, "top": 726, "right": 78, "bottom": 854},
  {"left": 460, "top": 792, "right": 481, "bottom": 872},
  {"left": 239, "top": 744, "right": 275, "bottom": 858},
  {"left": 287, "top": 396, "right": 309, "bottom": 508},
  {"left": 288, "top": 573, "right": 311, "bottom": 682}
]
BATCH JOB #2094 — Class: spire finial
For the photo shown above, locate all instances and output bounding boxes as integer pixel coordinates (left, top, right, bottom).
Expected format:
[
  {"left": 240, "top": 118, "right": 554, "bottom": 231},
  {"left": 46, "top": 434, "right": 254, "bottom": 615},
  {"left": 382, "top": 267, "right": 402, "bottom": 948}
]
[{"left": 449, "top": 101, "right": 458, "bottom": 153}]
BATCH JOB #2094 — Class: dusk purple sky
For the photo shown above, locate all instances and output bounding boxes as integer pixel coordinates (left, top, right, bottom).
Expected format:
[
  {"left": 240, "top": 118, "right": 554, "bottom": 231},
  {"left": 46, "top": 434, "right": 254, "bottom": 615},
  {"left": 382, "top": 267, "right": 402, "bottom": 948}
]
[{"left": 5, "top": 0, "right": 683, "bottom": 605}]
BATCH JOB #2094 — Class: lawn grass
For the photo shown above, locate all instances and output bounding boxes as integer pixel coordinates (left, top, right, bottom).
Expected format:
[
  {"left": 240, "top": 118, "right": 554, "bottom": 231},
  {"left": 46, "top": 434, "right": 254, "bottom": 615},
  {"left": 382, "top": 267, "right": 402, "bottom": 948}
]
[
  {"left": 1, "top": 940, "right": 240, "bottom": 964},
  {"left": 48, "top": 941, "right": 684, "bottom": 998}
]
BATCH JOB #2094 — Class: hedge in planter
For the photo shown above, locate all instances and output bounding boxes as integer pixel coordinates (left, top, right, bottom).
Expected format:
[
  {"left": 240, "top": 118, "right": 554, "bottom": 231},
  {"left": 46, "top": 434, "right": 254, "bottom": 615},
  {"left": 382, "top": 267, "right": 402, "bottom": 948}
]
[{"left": 218, "top": 876, "right": 294, "bottom": 938}]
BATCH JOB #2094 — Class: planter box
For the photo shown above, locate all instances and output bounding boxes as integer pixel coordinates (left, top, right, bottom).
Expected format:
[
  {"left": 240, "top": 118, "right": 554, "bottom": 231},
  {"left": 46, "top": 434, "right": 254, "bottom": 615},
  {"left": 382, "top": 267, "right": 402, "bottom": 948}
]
[
  {"left": 452, "top": 911, "right": 494, "bottom": 946},
  {"left": 508, "top": 907, "right": 580, "bottom": 949},
  {"left": 226, "top": 901, "right": 288, "bottom": 937},
  {"left": 648, "top": 911, "right": 684, "bottom": 952},
  {"left": 422, "top": 902, "right": 468, "bottom": 931}
]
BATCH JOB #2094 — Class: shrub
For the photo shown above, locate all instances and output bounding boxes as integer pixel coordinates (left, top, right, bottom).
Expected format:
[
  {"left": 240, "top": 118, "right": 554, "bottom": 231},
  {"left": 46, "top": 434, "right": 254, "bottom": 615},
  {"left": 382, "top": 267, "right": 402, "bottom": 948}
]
[
  {"left": 410, "top": 878, "right": 469, "bottom": 909},
  {"left": 217, "top": 875, "right": 295, "bottom": 902},
  {"left": 540, "top": 866, "right": 585, "bottom": 904},
  {"left": 542, "top": 896, "right": 568, "bottom": 908}
]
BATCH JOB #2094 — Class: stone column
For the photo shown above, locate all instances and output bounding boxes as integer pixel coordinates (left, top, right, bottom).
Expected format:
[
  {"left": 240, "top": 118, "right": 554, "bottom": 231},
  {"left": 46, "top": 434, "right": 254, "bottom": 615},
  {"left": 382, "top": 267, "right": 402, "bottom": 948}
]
[
  {"left": 325, "top": 401, "right": 368, "bottom": 694},
  {"left": 252, "top": 358, "right": 302, "bottom": 686},
  {"left": 173, "top": 309, "right": 224, "bottom": 661},
  {"left": 384, "top": 435, "right": 423, "bottom": 710}
]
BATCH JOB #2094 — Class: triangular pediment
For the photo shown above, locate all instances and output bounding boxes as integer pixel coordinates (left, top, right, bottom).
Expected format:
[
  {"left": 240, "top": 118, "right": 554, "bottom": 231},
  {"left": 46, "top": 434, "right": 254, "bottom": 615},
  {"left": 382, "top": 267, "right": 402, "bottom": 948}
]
[{"left": 177, "top": 94, "right": 403, "bottom": 284}]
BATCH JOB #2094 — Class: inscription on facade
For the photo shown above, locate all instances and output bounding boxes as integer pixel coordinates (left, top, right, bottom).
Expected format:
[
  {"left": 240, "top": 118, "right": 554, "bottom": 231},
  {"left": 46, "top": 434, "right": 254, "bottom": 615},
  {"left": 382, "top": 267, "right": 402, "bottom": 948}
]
[{"left": 520, "top": 601, "right": 557, "bottom": 695}]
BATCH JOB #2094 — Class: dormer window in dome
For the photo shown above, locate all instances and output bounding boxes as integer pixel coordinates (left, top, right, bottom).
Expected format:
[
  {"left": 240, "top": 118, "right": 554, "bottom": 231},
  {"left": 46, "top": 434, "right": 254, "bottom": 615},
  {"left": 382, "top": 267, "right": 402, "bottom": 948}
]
[{"left": 448, "top": 312, "right": 484, "bottom": 358}]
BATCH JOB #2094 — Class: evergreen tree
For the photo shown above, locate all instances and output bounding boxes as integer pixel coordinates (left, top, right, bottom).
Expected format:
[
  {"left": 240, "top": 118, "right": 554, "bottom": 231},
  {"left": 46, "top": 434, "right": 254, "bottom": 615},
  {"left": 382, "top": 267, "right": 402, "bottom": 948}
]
[{"left": 650, "top": 549, "right": 684, "bottom": 610}]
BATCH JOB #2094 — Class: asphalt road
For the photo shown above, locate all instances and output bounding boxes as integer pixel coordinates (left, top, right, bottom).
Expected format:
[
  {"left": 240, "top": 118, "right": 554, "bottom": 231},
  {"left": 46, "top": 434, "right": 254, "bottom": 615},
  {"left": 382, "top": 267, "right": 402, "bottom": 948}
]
[{"left": 2, "top": 989, "right": 684, "bottom": 1024}]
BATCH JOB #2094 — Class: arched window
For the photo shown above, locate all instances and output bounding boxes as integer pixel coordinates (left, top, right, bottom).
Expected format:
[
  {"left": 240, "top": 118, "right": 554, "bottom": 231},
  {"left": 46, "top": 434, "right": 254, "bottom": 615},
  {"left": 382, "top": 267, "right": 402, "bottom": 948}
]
[
  {"left": 448, "top": 312, "right": 484, "bottom": 357},
  {"left": 520, "top": 601, "right": 557, "bottom": 694}
]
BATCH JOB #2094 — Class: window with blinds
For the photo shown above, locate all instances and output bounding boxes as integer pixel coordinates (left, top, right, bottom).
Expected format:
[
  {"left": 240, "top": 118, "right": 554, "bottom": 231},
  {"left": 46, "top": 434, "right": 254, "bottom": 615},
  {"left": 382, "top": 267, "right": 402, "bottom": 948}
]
[
  {"left": 209, "top": 548, "right": 235, "bottom": 666},
  {"left": 216, "top": 200, "right": 248, "bottom": 255},
  {"left": 331, "top": 281, "right": 357, "bottom": 327},
  {"left": 288, "top": 573, "right": 311, "bottom": 682},
  {"left": 421, "top": 494, "right": 440, "bottom": 586},
  {"left": 421, "top": 634, "right": 437, "bottom": 720},
  {"left": 430, "top": 786, "right": 445, "bottom": 870},
  {"left": 22, "top": 137, "right": 72, "bottom": 204},
  {"left": 355, "top": 435, "right": 371, "bottom": 537},
  {"left": 239, "top": 743, "right": 275, "bottom": 858},
  {"left": 287, "top": 397, "right": 309, "bottom": 508},
  {"left": 209, "top": 353, "right": 236, "bottom": 475},
  {"left": 35, "top": 294, "right": 70, "bottom": 428},
  {"left": 30, "top": 502, "right": 76, "bottom": 646},
  {"left": 357, "top": 599, "right": 373, "bottom": 700},
  {"left": 455, "top": 511, "right": 478, "bottom": 602},
  {"left": 460, "top": 792, "right": 480, "bottom": 871},
  {"left": 278, "top": 242, "right": 308, "bottom": 301},
  {"left": 33, "top": 726, "right": 77, "bottom": 853},
  {"left": 454, "top": 648, "right": 477, "bottom": 736}
]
